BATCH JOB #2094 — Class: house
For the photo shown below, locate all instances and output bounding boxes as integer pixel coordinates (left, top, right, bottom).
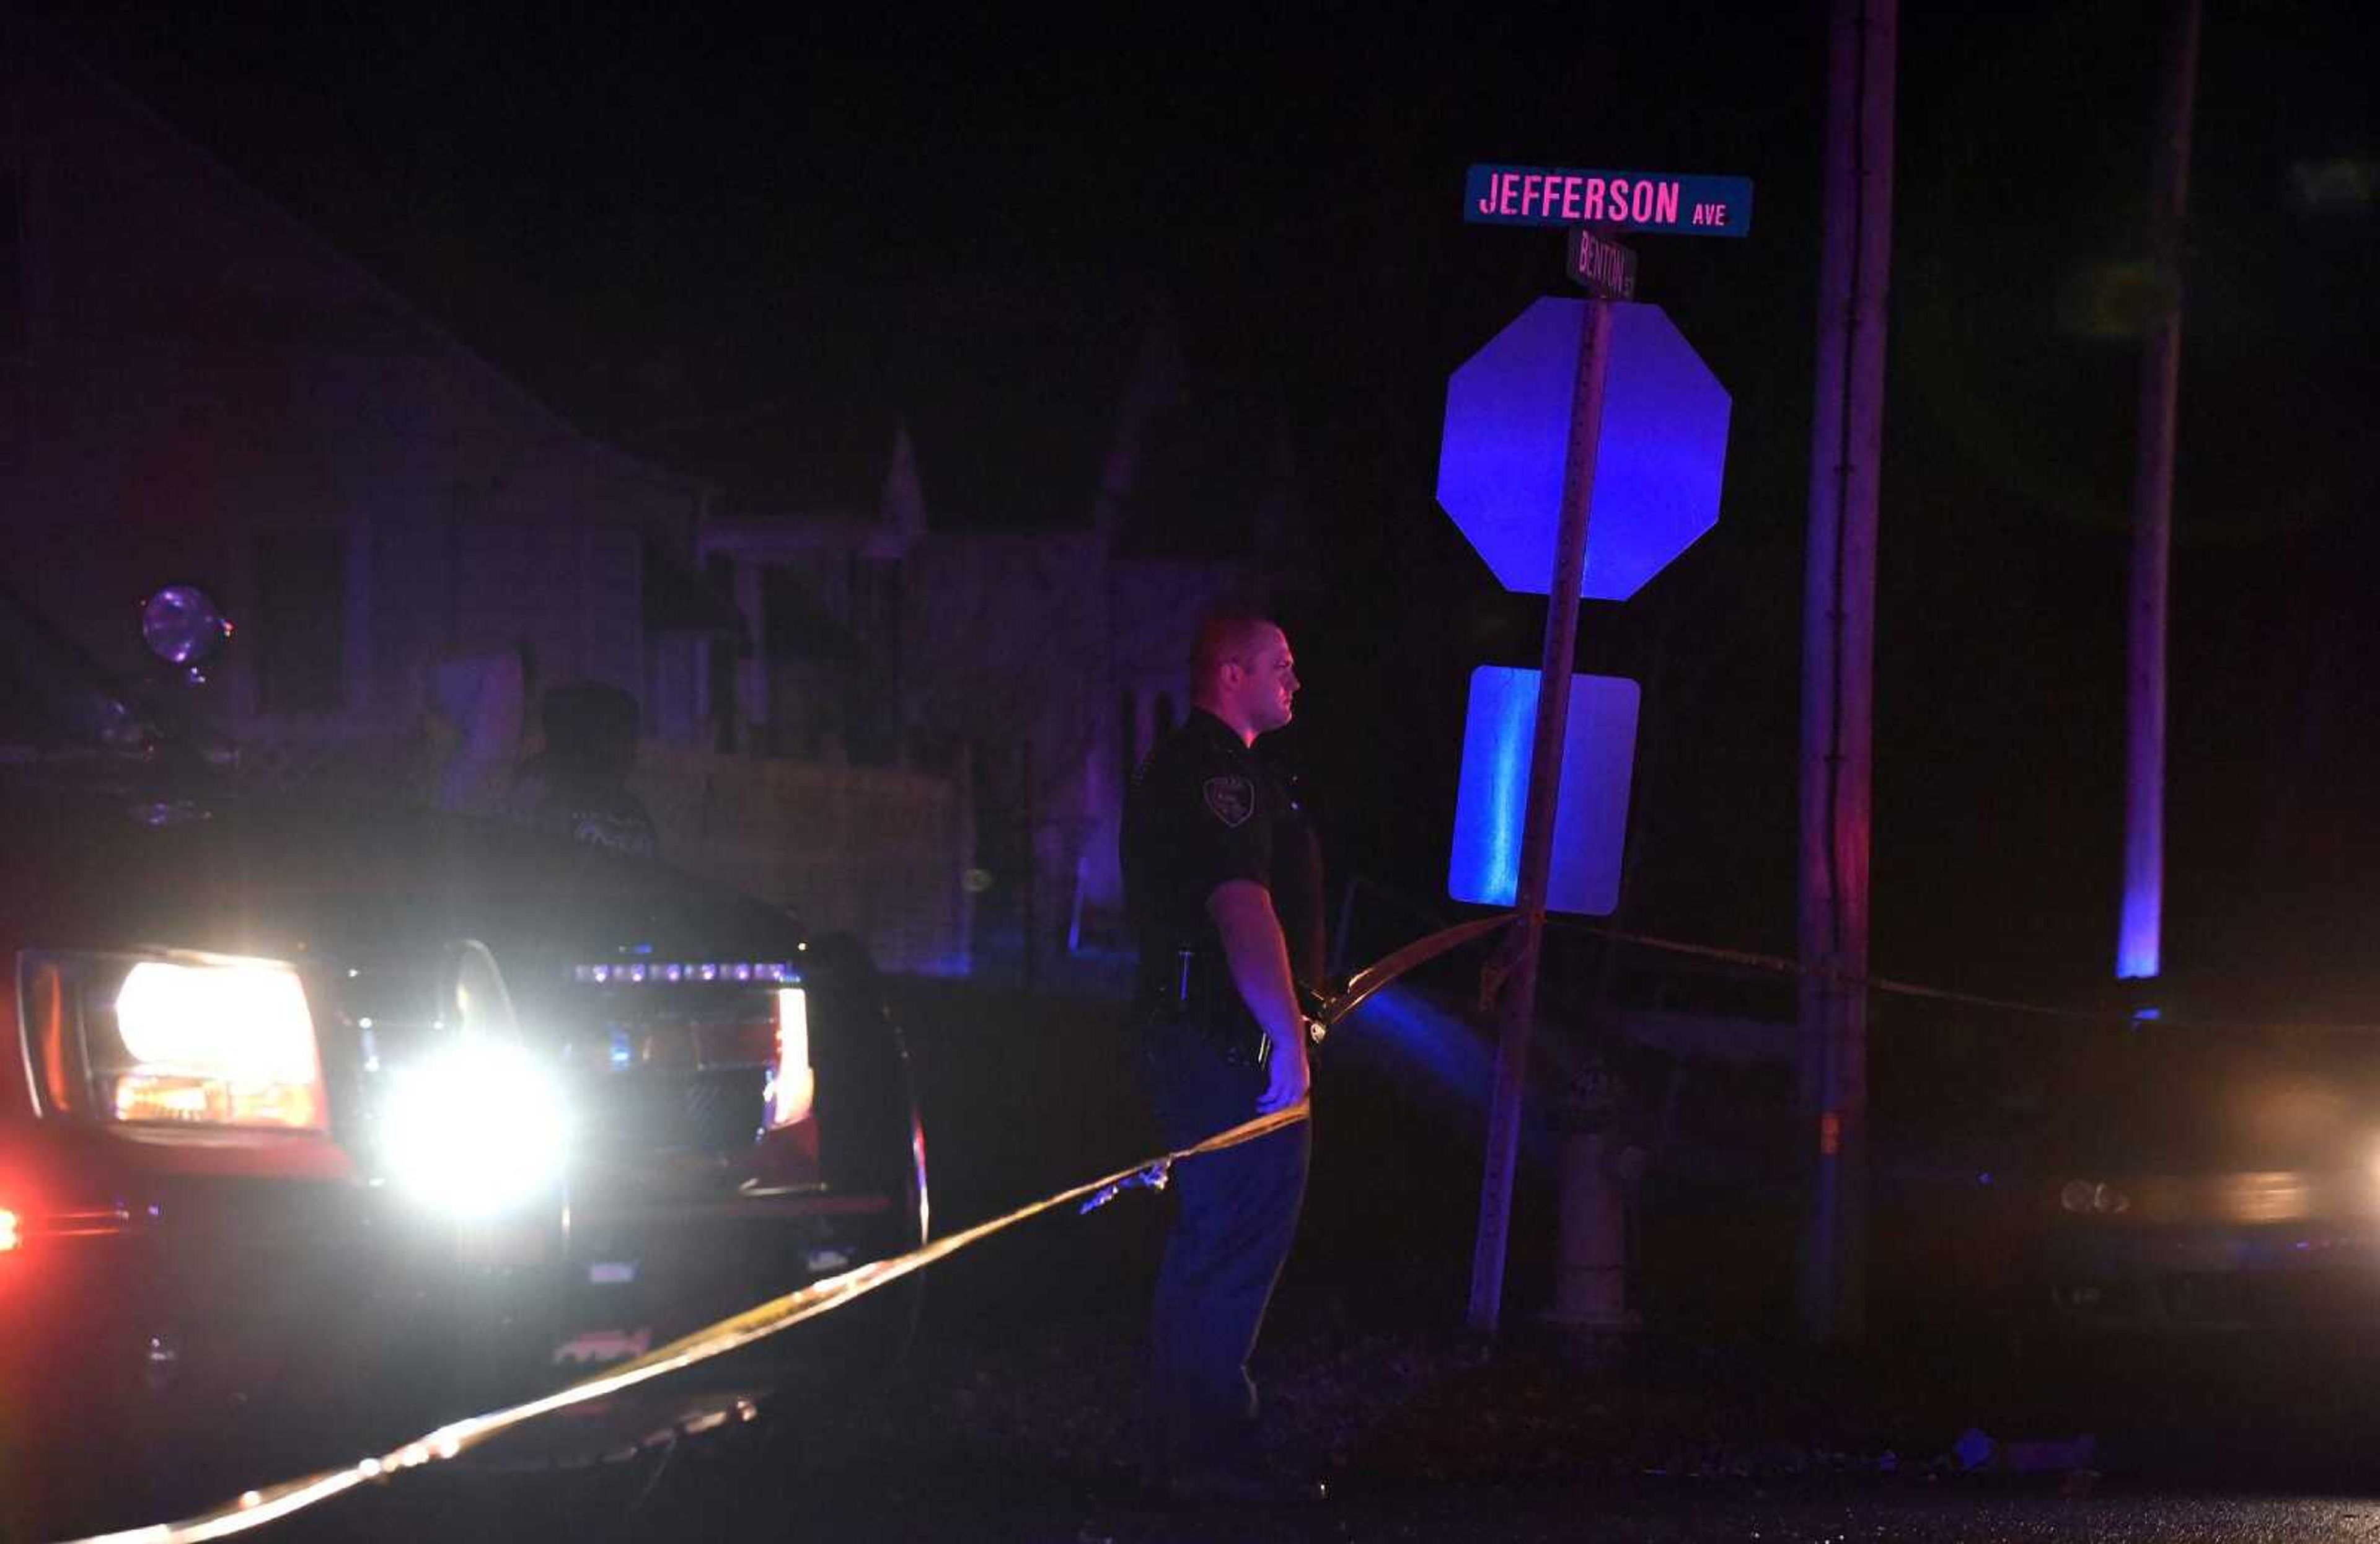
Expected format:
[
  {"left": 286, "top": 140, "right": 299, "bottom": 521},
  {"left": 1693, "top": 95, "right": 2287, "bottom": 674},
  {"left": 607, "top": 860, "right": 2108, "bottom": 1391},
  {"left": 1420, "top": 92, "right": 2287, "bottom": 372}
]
[
  {"left": 0, "top": 29, "right": 976, "bottom": 974},
  {"left": 0, "top": 28, "right": 1302, "bottom": 982},
  {"left": 0, "top": 25, "right": 737, "bottom": 795},
  {"left": 680, "top": 313, "right": 1314, "bottom": 980}
]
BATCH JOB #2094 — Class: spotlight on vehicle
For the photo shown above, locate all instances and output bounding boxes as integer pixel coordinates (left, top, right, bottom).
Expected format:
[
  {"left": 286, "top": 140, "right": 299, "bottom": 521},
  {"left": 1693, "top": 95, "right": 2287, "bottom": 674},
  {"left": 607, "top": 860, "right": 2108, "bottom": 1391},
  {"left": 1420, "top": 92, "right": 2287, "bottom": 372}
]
[
  {"left": 139, "top": 585, "right": 232, "bottom": 673},
  {"left": 380, "top": 1038, "right": 570, "bottom": 1217}
]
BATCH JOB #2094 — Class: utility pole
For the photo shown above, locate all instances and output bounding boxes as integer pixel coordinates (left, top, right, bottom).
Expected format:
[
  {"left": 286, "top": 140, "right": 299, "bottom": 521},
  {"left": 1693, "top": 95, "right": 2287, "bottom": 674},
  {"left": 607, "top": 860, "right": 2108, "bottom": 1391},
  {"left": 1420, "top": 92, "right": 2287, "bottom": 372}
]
[
  {"left": 1796, "top": 0, "right": 1896, "bottom": 1343},
  {"left": 2116, "top": 0, "right": 2203, "bottom": 984}
]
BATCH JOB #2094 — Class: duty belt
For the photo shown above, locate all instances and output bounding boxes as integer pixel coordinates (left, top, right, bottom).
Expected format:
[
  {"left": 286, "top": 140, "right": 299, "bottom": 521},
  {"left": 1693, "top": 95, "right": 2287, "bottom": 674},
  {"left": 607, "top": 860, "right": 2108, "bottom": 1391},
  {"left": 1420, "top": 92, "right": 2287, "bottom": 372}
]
[
  {"left": 1143, "top": 946, "right": 1337, "bottom": 1069},
  {"left": 1143, "top": 912, "right": 1522, "bottom": 1065},
  {"left": 1140, "top": 946, "right": 1267, "bottom": 1065}
]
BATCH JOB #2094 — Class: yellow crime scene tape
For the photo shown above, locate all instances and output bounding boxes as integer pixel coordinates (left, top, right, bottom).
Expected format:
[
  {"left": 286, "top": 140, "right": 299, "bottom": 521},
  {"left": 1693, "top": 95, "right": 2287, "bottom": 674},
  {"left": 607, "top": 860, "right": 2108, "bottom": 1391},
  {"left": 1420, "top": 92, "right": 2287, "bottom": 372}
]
[
  {"left": 75, "top": 905, "right": 2360, "bottom": 1541},
  {"left": 65, "top": 1102, "right": 1316, "bottom": 1544},
  {"left": 1551, "top": 919, "right": 2380, "bottom": 1036}
]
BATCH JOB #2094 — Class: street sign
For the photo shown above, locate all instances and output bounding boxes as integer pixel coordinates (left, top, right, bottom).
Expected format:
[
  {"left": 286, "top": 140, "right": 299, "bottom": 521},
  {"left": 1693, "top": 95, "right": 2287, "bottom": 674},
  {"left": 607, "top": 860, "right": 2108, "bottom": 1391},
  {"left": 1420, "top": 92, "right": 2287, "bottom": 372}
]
[
  {"left": 1448, "top": 668, "right": 1639, "bottom": 916},
  {"left": 1465, "top": 164, "right": 1753, "bottom": 236},
  {"left": 1565, "top": 227, "right": 1638, "bottom": 299},
  {"left": 1437, "top": 299, "right": 1730, "bottom": 601},
  {"left": 1453, "top": 156, "right": 1747, "bottom": 1346}
]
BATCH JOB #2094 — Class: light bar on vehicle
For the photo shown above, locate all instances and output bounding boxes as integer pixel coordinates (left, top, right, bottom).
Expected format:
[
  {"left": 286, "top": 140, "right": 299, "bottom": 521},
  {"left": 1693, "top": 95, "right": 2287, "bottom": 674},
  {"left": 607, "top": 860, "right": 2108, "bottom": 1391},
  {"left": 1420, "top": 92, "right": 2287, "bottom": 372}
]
[{"left": 569, "top": 960, "right": 800, "bottom": 986}]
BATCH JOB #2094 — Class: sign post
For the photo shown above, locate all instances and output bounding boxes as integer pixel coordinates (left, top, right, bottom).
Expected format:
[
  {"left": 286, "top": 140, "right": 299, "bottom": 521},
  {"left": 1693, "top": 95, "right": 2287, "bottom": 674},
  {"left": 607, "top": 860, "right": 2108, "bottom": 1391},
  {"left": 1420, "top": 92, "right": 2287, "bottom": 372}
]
[
  {"left": 1445, "top": 162, "right": 1747, "bottom": 1340},
  {"left": 1466, "top": 294, "right": 1613, "bottom": 1340}
]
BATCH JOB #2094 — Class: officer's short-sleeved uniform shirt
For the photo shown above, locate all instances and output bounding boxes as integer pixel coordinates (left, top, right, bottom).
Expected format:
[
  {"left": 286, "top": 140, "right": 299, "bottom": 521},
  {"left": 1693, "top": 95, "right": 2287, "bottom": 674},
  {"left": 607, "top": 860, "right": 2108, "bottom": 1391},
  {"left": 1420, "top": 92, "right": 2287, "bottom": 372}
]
[
  {"left": 1121, "top": 708, "right": 1323, "bottom": 995},
  {"left": 507, "top": 758, "right": 659, "bottom": 860}
]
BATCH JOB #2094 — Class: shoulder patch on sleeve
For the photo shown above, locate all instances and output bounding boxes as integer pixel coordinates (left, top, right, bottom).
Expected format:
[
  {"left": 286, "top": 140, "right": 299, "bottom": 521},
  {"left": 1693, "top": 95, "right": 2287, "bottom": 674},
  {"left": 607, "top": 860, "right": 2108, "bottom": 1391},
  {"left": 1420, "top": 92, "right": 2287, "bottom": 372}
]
[{"left": 1202, "top": 774, "right": 1254, "bottom": 829}]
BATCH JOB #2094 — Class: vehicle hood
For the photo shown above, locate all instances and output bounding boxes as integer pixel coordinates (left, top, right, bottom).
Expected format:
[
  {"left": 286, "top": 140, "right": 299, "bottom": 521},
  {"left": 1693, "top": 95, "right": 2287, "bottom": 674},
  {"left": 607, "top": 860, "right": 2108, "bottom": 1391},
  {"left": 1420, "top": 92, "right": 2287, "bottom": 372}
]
[{"left": 0, "top": 770, "right": 803, "bottom": 976}]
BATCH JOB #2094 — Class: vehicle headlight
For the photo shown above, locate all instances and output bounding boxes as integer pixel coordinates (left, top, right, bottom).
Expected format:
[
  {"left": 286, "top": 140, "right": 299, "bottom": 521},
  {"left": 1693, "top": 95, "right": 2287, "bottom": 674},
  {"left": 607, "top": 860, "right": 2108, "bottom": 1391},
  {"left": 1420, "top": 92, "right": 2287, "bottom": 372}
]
[
  {"left": 2059, "top": 1179, "right": 2131, "bottom": 1215},
  {"left": 378, "top": 1038, "right": 570, "bottom": 1216},
  {"left": 20, "top": 951, "right": 327, "bottom": 1132}
]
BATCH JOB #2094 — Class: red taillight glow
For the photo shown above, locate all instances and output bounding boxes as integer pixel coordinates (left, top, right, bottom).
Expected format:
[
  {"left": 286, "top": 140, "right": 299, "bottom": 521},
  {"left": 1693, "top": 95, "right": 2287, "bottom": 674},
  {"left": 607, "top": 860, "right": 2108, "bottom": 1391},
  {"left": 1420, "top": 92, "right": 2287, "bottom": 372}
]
[
  {"left": 691, "top": 1020, "right": 778, "bottom": 1069},
  {"left": 767, "top": 987, "right": 814, "bottom": 1129},
  {"left": 0, "top": 1209, "right": 20, "bottom": 1252}
]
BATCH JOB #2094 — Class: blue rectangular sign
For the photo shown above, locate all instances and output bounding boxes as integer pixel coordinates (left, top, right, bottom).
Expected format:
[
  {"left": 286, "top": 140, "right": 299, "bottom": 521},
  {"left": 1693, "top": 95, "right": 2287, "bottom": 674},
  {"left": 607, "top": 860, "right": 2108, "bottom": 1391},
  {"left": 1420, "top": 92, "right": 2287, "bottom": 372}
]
[
  {"left": 1465, "top": 164, "right": 1753, "bottom": 237},
  {"left": 1448, "top": 669, "right": 1639, "bottom": 917}
]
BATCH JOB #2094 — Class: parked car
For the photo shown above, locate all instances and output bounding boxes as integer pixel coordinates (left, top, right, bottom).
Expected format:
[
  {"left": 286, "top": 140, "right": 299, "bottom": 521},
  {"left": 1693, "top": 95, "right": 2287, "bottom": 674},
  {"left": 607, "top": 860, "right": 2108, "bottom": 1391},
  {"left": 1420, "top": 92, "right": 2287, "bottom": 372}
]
[
  {"left": 2011, "top": 1010, "right": 2380, "bottom": 1333},
  {"left": 1863, "top": 993, "right": 2380, "bottom": 1338},
  {"left": 0, "top": 584, "right": 927, "bottom": 1530}
]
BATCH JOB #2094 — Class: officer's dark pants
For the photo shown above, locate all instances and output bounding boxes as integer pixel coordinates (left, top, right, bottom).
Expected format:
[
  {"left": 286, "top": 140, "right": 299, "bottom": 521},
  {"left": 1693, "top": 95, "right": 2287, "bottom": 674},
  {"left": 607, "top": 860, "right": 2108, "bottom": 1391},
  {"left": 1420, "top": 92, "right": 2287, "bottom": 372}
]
[{"left": 1140, "top": 1017, "right": 1311, "bottom": 1476}]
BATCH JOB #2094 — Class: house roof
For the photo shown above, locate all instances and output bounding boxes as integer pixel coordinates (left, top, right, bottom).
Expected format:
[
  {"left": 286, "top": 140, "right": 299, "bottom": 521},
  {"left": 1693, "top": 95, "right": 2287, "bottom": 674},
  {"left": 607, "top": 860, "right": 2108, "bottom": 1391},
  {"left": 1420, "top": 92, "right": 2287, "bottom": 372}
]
[
  {"left": 643, "top": 312, "right": 1137, "bottom": 533},
  {"left": 29, "top": 26, "right": 1298, "bottom": 560},
  {"left": 19, "top": 19, "right": 708, "bottom": 513}
]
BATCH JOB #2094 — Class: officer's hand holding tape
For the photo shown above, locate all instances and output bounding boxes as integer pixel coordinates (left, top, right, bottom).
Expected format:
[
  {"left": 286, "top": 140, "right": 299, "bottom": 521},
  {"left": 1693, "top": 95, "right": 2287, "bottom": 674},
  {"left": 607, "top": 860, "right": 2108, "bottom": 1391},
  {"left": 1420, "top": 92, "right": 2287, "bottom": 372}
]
[
  {"left": 1298, "top": 981, "right": 1336, "bottom": 1050},
  {"left": 1255, "top": 1012, "right": 1313, "bottom": 1113}
]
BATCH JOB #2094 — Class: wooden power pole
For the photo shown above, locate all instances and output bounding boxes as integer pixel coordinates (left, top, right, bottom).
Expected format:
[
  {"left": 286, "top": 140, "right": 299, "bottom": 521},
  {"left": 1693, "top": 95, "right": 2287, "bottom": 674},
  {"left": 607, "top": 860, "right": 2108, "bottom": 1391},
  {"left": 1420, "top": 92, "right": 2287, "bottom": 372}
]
[{"left": 1797, "top": 0, "right": 1897, "bottom": 1343}]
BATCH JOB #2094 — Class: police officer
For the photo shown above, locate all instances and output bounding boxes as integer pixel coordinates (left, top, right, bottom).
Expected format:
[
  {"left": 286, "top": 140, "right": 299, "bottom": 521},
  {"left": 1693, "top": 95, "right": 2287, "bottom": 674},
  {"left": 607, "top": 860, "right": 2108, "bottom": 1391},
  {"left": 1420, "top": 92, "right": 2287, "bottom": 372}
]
[
  {"left": 506, "top": 682, "right": 659, "bottom": 859},
  {"left": 1120, "top": 612, "right": 1326, "bottom": 1505}
]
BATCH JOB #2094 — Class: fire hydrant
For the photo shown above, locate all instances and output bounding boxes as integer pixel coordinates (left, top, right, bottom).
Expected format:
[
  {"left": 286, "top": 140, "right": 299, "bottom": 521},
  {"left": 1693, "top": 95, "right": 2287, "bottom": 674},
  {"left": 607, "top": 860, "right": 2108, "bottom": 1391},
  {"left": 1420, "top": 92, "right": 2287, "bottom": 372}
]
[{"left": 1545, "top": 1056, "right": 1642, "bottom": 1347}]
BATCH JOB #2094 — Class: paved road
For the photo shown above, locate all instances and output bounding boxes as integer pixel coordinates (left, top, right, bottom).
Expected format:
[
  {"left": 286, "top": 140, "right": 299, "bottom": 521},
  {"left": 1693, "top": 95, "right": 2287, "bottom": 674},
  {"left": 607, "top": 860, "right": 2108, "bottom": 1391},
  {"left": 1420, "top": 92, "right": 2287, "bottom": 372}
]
[{"left": 289, "top": 1456, "right": 2380, "bottom": 1543}]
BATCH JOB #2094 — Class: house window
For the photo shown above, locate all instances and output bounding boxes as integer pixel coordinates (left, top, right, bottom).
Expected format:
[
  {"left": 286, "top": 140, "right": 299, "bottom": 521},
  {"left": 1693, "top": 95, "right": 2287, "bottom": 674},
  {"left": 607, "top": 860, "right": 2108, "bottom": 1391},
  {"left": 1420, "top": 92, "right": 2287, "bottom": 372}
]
[{"left": 255, "top": 532, "right": 346, "bottom": 712}]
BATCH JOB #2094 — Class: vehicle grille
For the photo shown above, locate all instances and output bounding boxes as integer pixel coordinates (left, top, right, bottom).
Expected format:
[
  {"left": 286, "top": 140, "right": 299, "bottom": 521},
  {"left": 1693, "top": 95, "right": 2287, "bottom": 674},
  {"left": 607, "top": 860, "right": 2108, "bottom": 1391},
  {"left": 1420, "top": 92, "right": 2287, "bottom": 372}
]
[
  {"left": 682, "top": 1069, "right": 769, "bottom": 1152},
  {"left": 578, "top": 1067, "right": 767, "bottom": 1158}
]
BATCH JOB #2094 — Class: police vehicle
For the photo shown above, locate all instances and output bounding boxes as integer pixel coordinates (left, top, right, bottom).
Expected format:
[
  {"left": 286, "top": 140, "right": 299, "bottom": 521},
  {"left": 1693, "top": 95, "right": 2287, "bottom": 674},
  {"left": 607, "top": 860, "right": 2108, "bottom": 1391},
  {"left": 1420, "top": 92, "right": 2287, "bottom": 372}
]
[{"left": 0, "top": 582, "right": 927, "bottom": 1527}]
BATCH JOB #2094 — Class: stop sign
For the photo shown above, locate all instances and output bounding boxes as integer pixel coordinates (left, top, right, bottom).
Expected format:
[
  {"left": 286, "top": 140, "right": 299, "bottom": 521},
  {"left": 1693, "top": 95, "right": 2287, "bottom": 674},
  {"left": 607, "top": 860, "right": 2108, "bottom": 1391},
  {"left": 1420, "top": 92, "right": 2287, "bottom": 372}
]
[{"left": 1437, "top": 299, "right": 1730, "bottom": 600}]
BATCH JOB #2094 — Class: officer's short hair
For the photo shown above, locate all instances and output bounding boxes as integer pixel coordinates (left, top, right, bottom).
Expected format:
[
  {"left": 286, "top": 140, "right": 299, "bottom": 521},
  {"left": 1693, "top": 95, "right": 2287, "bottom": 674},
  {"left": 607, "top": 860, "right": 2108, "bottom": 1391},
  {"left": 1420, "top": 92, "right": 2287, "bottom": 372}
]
[{"left": 1191, "top": 612, "right": 1279, "bottom": 682}]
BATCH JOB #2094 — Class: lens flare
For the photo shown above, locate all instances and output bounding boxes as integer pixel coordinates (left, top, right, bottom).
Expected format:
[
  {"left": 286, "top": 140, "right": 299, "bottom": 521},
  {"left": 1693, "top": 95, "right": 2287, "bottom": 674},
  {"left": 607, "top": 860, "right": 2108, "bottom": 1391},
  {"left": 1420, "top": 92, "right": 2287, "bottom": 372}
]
[{"left": 381, "top": 1039, "right": 570, "bottom": 1215}]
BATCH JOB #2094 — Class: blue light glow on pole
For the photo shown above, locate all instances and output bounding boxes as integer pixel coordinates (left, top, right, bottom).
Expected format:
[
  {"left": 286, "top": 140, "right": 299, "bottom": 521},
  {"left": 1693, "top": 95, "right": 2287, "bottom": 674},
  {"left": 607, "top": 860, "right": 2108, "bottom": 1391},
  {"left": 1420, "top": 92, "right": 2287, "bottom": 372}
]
[{"left": 2117, "top": 888, "right": 2161, "bottom": 979}]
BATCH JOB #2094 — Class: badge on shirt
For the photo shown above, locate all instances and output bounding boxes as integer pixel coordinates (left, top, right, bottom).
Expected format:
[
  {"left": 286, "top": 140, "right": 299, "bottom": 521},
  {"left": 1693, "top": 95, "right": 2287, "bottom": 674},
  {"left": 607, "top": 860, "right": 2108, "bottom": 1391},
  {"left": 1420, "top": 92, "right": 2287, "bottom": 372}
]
[{"left": 1202, "top": 775, "right": 1254, "bottom": 828}]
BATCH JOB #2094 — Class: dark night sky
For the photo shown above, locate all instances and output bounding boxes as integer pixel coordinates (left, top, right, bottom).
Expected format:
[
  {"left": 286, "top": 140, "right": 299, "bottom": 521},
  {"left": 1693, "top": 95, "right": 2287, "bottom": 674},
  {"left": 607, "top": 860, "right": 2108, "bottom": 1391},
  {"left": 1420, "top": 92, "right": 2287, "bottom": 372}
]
[{"left": 38, "top": 2, "right": 2380, "bottom": 1011}]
